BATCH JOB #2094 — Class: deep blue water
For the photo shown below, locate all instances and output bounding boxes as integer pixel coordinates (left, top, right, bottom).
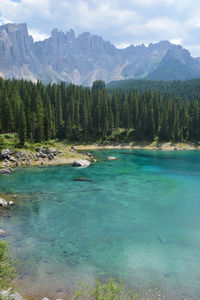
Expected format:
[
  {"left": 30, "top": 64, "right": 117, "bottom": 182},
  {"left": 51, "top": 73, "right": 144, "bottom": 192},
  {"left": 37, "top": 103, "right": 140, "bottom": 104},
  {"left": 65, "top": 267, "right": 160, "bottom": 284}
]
[{"left": 0, "top": 150, "right": 200, "bottom": 299}]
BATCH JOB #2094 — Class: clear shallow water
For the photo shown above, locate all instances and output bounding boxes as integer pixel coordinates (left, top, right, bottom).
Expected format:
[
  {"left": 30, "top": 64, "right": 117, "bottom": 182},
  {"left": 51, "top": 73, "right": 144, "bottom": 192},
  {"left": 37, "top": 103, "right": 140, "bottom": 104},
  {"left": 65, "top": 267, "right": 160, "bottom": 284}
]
[{"left": 0, "top": 150, "right": 200, "bottom": 299}]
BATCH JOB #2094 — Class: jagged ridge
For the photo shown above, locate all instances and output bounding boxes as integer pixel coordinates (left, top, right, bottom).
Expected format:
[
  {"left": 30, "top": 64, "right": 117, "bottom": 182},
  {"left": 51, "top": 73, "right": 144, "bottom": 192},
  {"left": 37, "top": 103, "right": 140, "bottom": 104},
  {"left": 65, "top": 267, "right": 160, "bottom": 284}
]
[{"left": 0, "top": 23, "right": 200, "bottom": 86}]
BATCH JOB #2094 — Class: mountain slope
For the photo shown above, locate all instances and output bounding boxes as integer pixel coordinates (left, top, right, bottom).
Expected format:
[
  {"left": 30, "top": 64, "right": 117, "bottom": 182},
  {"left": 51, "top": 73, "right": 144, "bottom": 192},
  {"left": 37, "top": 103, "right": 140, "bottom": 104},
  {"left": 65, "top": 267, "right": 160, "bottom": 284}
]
[{"left": 0, "top": 23, "right": 200, "bottom": 85}]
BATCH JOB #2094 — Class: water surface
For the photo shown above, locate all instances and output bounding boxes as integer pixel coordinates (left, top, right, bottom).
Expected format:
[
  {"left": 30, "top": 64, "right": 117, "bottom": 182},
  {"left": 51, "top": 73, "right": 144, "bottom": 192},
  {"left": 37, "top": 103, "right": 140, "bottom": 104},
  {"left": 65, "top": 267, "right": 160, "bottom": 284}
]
[{"left": 0, "top": 150, "right": 200, "bottom": 299}]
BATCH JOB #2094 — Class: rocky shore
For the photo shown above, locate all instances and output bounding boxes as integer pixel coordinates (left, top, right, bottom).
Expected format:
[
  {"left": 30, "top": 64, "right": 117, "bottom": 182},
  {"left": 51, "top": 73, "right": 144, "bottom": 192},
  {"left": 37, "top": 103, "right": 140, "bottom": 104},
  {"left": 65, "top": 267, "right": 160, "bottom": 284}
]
[{"left": 0, "top": 146, "right": 94, "bottom": 173}]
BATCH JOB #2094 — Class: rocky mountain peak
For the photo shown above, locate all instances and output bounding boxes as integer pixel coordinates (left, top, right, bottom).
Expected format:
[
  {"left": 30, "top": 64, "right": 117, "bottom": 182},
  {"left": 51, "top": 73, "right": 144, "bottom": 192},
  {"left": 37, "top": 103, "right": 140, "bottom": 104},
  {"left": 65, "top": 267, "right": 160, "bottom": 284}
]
[{"left": 0, "top": 23, "right": 200, "bottom": 85}]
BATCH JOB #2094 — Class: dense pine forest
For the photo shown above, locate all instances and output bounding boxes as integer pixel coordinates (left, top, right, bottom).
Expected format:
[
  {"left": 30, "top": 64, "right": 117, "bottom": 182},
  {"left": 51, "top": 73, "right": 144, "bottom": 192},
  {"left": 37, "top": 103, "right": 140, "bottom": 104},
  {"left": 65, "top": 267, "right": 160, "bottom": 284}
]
[
  {"left": 107, "top": 78, "right": 200, "bottom": 100},
  {"left": 0, "top": 77, "right": 200, "bottom": 146}
]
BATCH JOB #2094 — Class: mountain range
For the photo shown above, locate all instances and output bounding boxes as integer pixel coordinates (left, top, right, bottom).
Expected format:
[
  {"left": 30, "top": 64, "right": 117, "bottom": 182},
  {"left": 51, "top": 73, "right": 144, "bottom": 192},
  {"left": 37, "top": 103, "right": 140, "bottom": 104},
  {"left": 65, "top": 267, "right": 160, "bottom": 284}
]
[{"left": 1, "top": 23, "right": 200, "bottom": 86}]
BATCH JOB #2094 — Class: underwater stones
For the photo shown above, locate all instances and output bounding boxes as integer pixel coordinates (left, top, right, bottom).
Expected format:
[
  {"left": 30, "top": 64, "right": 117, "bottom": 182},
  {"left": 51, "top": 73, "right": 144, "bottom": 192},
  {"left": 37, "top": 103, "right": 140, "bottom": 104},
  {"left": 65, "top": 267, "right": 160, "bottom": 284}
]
[
  {"left": 0, "top": 229, "right": 6, "bottom": 235},
  {"left": 73, "top": 177, "right": 92, "bottom": 182},
  {"left": 0, "top": 198, "right": 8, "bottom": 207},
  {"left": 11, "top": 292, "right": 24, "bottom": 300},
  {"left": 85, "top": 152, "right": 92, "bottom": 157},
  {"left": 72, "top": 159, "right": 91, "bottom": 167},
  {"left": 107, "top": 156, "right": 117, "bottom": 160},
  {"left": 0, "top": 168, "right": 13, "bottom": 174},
  {"left": 158, "top": 236, "right": 167, "bottom": 244},
  {"left": 0, "top": 198, "right": 14, "bottom": 207},
  {"left": 0, "top": 290, "right": 24, "bottom": 300}
]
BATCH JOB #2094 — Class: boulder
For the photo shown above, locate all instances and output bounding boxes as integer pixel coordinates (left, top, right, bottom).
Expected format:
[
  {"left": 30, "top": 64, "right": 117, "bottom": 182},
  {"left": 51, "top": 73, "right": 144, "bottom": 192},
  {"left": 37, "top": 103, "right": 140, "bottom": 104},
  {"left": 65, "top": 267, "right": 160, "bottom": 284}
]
[
  {"left": 0, "top": 148, "right": 13, "bottom": 159},
  {"left": 15, "top": 151, "right": 26, "bottom": 159},
  {"left": 9, "top": 156, "right": 17, "bottom": 162},
  {"left": 70, "top": 146, "right": 77, "bottom": 152},
  {"left": 39, "top": 152, "right": 47, "bottom": 158},
  {"left": 72, "top": 160, "right": 91, "bottom": 167},
  {"left": 36, "top": 147, "right": 57, "bottom": 156},
  {"left": 0, "top": 168, "right": 13, "bottom": 174},
  {"left": 8, "top": 201, "right": 14, "bottom": 206},
  {"left": 0, "top": 198, "right": 8, "bottom": 207},
  {"left": 36, "top": 146, "right": 44, "bottom": 152},
  {"left": 47, "top": 148, "right": 57, "bottom": 155}
]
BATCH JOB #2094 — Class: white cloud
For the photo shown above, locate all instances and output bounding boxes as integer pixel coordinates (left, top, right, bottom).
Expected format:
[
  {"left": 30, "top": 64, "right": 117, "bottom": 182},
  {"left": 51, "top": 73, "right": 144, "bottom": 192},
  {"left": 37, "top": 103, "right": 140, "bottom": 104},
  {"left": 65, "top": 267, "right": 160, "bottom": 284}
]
[
  {"left": 116, "top": 42, "right": 132, "bottom": 49},
  {"left": 170, "top": 38, "right": 183, "bottom": 45},
  {"left": 0, "top": 0, "right": 200, "bottom": 55},
  {"left": 29, "top": 29, "right": 49, "bottom": 42}
]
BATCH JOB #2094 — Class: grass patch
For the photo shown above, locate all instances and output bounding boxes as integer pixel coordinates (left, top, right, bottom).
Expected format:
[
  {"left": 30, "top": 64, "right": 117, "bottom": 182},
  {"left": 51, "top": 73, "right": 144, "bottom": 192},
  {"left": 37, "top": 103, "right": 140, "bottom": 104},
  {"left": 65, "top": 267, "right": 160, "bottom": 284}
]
[
  {"left": 73, "top": 278, "right": 141, "bottom": 300},
  {"left": 0, "top": 241, "right": 16, "bottom": 290}
]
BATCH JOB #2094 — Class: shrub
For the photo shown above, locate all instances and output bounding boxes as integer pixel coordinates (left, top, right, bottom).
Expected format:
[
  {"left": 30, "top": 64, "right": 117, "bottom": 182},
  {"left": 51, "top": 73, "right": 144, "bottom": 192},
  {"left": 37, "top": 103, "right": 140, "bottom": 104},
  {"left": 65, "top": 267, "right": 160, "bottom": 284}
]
[{"left": 73, "top": 278, "right": 138, "bottom": 300}]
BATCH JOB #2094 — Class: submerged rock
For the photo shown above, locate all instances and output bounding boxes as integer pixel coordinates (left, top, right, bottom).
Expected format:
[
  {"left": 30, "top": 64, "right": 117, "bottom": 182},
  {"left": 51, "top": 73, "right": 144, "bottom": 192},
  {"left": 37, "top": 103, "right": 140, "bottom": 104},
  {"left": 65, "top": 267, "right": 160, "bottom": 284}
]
[
  {"left": 72, "top": 160, "right": 91, "bottom": 167},
  {"left": 85, "top": 152, "right": 93, "bottom": 157},
  {"left": 73, "top": 177, "right": 92, "bottom": 182},
  {"left": 158, "top": 236, "right": 167, "bottom": 244},
  {"left": 0, "top": 198, "right": 14, "bottom": 208},
  {"left": 107, "top": 156, "right": 117, "bottom": 160},
  {"left": 0, "top": 229, "right": 6, "bottom": 235},
  {"left": 0, "top": 168, "right": 13, "bottom": 174},
  {"left": 0, "top": 290, "right": 24, "bottom": 300},
  {"left": 12, "top": 292, "right": 24, "bottom": 300},
  {"left": 0, "top": 198, "right": 8, "bottom": 207}
]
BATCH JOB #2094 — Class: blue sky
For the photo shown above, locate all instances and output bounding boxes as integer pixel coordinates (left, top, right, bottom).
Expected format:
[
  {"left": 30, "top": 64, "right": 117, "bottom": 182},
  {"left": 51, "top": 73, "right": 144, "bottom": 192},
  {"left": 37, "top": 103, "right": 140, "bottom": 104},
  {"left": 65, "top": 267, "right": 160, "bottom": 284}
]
[{"left": 0, "top": 0, "right": 200, "bottom": 56}]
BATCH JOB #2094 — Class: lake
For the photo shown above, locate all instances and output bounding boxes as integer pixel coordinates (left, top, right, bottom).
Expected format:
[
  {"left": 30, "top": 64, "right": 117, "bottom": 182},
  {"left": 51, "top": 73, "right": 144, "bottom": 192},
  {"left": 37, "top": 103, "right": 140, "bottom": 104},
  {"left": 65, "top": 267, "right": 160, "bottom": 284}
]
[{"left": 0, "top": 150, "right": 200, "bottom": 299}]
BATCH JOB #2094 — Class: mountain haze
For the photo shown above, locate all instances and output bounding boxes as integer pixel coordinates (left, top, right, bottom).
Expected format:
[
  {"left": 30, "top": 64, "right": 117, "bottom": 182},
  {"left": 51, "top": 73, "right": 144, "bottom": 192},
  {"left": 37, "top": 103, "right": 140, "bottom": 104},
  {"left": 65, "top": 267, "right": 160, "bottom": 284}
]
[{"left": 0, "top": 23, "right": 200, "bottom": 86}]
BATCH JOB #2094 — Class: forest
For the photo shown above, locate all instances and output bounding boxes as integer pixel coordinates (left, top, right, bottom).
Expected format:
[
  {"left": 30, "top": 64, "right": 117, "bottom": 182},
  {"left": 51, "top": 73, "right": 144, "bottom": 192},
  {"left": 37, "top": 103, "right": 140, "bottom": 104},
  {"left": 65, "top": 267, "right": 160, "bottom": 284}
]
[
  {"left": 0, "top": 78, "right": 200, "bottom": 145},
  {"left": 107, "top": 78, "right": 200, "bottom": 100}
]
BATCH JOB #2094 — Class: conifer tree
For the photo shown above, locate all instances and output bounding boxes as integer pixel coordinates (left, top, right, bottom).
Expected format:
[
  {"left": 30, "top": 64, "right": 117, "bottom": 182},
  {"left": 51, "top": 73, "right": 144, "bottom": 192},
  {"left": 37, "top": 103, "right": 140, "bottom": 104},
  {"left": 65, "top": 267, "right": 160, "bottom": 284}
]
[{"left": 18, "top": 102, "right": 26, "bottom": 146}]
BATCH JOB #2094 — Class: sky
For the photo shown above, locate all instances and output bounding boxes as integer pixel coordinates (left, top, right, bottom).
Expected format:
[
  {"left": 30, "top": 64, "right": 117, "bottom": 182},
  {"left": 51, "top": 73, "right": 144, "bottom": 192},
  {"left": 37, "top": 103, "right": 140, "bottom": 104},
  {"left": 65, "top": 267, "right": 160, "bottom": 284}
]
[{"left": 0, "top": 0, "right": 200, "bottom": 56}]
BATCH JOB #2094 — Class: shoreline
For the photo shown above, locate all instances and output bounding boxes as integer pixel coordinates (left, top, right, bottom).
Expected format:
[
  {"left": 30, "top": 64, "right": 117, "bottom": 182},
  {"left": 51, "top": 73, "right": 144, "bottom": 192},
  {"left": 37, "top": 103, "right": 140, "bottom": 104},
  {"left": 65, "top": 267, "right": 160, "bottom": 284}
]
[
  {"left": 76, "top": 141, "right": 199, "bottom": 151},
  {"left": 0, "top": 141, "right": 199, "bottom": 171},
  {"left": 0, "top": 145, "right": 93, "bottom": 171}
]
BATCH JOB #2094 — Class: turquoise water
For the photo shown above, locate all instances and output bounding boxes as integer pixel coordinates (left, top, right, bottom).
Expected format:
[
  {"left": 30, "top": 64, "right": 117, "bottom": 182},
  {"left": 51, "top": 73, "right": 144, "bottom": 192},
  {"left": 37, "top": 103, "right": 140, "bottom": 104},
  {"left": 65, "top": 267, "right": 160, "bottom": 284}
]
[{"left": 0, "top": 150, "right": 200, "bottom": 299}]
